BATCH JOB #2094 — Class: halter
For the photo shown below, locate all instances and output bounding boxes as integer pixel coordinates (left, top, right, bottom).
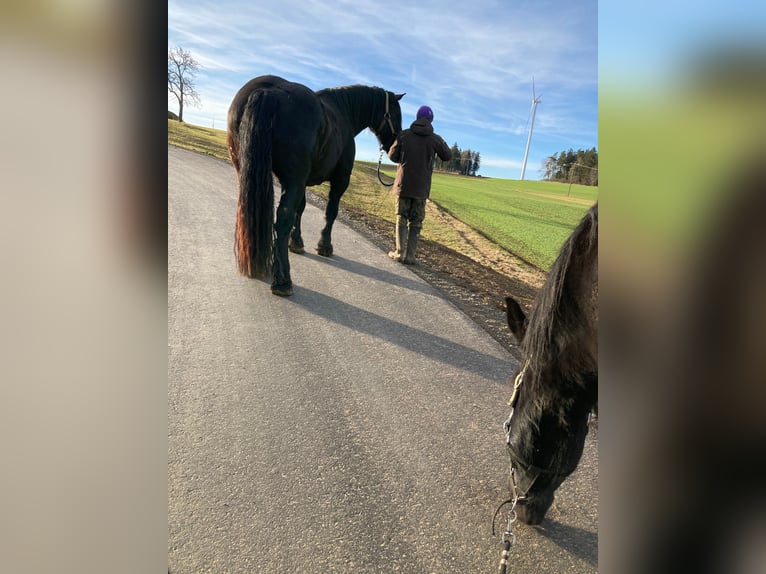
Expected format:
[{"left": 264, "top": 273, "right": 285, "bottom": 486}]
[
  {"left": 375, "top": 90, "right": 396, "bottom": 137},
  {"left": 495, "top": 361, "right": 578, "bottom": 572},
  {"left": 502, "top": 361, "right": 581, "bottom": 495},
  {"left": 375, "top": 91, "right": 397, "bottom": 187},
  {"left": 503, "top": 364, "right": 527, "bottom": 432}
]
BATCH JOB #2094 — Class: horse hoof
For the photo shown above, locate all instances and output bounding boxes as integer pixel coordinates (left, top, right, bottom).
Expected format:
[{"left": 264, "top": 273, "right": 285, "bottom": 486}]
[
  {"left": 289, "top": 244, "right": 305, "bottom": 255},
  {"left": 315, "top": 244, "right": 333, "bottom": 257},
  {"left": 271, "top": 285, "right": 294, "bottom": 297}
]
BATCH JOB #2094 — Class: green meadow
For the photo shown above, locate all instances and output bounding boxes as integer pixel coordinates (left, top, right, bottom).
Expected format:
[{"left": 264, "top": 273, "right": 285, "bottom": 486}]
[
  {"left": 168, "top": 118, "right": 229, "bottom": 158},
  {"left": 380, "top": 166, "right": 597, "bottom": 269},
  {"left": 169, "top": 119, "right": 598, "bottom": 271},
  {"left": 433, "top": 175, "right": 595, "bottom": 269}
]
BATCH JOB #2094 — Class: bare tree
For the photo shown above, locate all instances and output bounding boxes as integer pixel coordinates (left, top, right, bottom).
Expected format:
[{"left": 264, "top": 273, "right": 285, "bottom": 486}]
[{"left": 168, "top": 47, "right": 201, "bottom": 122}]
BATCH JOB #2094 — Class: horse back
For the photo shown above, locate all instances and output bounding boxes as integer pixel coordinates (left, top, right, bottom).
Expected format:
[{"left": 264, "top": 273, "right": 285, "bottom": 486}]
[{"left": 228, "top": 75, "right": 323, "bottom": 178}]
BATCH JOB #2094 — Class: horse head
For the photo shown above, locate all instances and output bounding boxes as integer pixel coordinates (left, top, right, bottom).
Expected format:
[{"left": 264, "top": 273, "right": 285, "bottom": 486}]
[
  {"left": 503, "top": 296, "right": 597, "bottom": 524},
  {"left": 371, "top": 91, "right": 404, "bottom": 153},
  {"left": 501, "top": 203, "right": 598, "bottom": 525}
]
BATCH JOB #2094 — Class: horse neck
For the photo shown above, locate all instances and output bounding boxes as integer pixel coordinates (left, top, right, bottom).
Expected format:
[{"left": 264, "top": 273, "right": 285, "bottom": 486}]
[
  {"left": 523, "top": 205, "right": 598, "bottom": 381},
  {"left": 319, "top": 86, "right": 383, "bottom": 135}
]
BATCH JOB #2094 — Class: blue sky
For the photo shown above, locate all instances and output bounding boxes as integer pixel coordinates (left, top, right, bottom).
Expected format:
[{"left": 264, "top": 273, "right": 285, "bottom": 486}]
[
  {"left": 168, "top": 0, "right": 597, "bottom": 180},
  {"left": 599, "top": 1, "right": 766, "bottom": 89}
]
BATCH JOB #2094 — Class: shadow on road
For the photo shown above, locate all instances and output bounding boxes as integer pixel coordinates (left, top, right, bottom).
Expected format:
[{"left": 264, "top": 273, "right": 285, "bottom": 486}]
[
  {"left": 303, "top": 253, "right": 435, "bottom": 296},
  {"left": 285, "top": 287, "right": 514, "bottom": 380},
  {"left": 537, "top": 520, "right": 598, "bottom": 568}
]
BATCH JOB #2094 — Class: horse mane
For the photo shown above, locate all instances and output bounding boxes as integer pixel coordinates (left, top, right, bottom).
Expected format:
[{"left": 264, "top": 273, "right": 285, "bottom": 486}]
[
  {"left": 316, "top": 85, "right": 388, "bottom": 132},
  {"left": 521, "top": 202, "right": 599, "bottom": 420}
]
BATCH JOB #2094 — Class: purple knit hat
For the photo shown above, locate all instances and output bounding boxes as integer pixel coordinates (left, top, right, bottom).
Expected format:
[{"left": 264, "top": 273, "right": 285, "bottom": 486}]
[{"left": 416, "top": 105, "right": 433, "bottom": 121}]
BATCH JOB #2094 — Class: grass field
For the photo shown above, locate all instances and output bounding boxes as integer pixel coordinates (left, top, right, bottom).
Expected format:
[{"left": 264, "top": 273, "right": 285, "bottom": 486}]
[
  {"left": 168, "top": 119, "right": 229, "bottom": 158},
  {"left": 377, "top": 167, "right": 597, "bottom": 269},
  {"left": 168, "top": 119, "right": 598, "bottom": 270}
]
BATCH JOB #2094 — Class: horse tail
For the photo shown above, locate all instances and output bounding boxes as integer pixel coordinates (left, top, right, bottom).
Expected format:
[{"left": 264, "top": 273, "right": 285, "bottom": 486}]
[{"left": 234, "top": 90, "right": 276, "bottom": 278}]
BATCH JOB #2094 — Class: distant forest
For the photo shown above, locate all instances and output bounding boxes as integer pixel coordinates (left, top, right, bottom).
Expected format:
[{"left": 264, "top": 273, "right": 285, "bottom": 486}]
[
  {"left": 542, "top": 147, "right": 598, "bottom": 185},
  {"left": 427, "top": 143, "right": 598, "bottom": 184},
  {"left": 434, "top": 143, "right": 481, "bottom": 177}
]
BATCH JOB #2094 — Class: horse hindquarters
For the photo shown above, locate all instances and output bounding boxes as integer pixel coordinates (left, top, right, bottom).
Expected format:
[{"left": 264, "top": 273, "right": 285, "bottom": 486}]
[{"left": 234, "top": 90, "right": 276, "bottom": 279}]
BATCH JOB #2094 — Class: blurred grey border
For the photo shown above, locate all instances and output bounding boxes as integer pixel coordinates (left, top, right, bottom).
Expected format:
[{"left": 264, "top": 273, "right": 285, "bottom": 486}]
[
  {"left": 0, "top": 2, "right": 166, "bottom": 573},
  {"left": 2, "top": 1, "right": 764, "bottom": 573},
  {"left": 599, "top": 6, "right": 766, "bottom": 574}
]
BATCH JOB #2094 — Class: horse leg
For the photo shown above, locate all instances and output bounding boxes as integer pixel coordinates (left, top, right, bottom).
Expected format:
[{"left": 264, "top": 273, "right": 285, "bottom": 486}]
[
  {"left": 288, "top": 192, "right": 306, "bottom": 254},
  {"left": 316, "top": 172, "right": 350, "bottom": 257},
  {"left": 271, "top": 185, "right": 302, "bottom": 297}
]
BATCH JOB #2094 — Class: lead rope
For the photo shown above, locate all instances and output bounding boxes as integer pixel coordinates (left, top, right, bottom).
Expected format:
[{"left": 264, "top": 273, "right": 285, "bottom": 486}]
[
  {"left": 377, "top": 147, "right": 394, "bottom": 187},
  {"left": 492, "top": 466, "right": 522, "bottom": 574},
  {"left": 494, "top": 363, "right": 528, "bottom": 573}
]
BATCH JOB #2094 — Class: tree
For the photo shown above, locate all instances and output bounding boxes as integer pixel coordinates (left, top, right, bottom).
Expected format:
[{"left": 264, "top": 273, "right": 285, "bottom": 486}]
[
  {"left": 433, "top": 142, "right": 482, "bottom": 176},
  {"left": 168, "top": 47, "right": 201, "bottom": 122},
  {"left": 449, "top": 143, "right": 462, "bottom": 173},
  {"left": 460, "top": 150, "right": 474, "bottom": 176},
  {"left": 472, "top": 152, "right": 480, "bottom": 177},
  {"left": 542, "top": 147, "right": 598, "bottom": 185},
  {"left": 542, "top": 153, "right": 558, "bottom": 180}
]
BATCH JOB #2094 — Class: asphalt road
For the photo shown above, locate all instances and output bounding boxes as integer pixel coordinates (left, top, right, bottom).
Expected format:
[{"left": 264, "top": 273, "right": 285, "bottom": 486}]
[{"left": 168, "top": 145, "right": 598, "bottom": 573}]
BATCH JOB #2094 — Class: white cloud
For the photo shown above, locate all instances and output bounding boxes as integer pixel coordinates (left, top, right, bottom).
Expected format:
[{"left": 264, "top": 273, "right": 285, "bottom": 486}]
[
  {"left": 480, "top": 156, "right": 525, "bottom": 170},
  {"left": 168, "top": 0, "right": 597, "bottom": 179}
]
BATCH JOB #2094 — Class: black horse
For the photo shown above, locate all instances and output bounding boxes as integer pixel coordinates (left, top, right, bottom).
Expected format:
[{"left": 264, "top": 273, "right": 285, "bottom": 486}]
[
  {"left": 503, "top": 202, "right": 598, "bottom": 525},
  {"left": 227, "top": 75, "right": 404, "bottom": 296}
]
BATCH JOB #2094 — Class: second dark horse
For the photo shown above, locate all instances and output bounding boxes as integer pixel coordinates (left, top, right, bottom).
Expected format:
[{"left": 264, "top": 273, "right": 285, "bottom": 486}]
[
  {"left": 227, "top": 75, "right": 404, "bottom": 296},
  {"left": 503, "top": 202, "right": 598, "bottom": 525}
]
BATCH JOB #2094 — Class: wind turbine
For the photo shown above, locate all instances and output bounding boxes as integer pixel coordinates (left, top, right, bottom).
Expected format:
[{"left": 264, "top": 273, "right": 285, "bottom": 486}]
[{"left": 519, "top": 78, "right": 541, "bottom": 181}]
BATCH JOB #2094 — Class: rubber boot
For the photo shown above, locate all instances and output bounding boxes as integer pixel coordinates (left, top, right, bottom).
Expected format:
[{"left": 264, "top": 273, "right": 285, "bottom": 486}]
[
  {"left": 403, "top": 226, "right": 420, "bottom": 265},
  {"left": 388, "top": 221, "right": 407, "bottom": 262}
]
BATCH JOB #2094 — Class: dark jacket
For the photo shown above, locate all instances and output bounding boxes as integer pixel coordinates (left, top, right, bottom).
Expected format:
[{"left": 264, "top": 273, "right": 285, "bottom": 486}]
[{"left": 387, "top": 117, "right": 451, "bottom": 199}]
